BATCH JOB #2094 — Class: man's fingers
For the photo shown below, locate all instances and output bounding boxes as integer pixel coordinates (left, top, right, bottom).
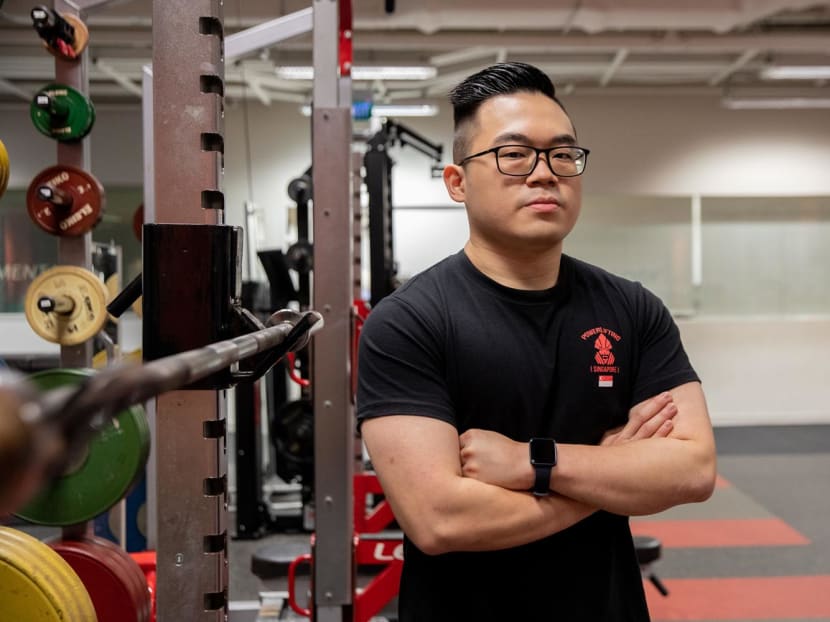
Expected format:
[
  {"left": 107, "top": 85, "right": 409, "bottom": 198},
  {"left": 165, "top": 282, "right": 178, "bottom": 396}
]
[
  {"left": 628, "top": 393, "right": 673, "bottom": 428},
  {"left": 631, "top": 403, "right": 677, "bottom": 440}
]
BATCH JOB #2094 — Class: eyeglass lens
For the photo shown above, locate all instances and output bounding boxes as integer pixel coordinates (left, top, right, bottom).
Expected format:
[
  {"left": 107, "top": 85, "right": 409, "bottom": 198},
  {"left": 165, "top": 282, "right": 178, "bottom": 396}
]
[{"left": 496, "top": 146, "right": 587, "bottom": 176}]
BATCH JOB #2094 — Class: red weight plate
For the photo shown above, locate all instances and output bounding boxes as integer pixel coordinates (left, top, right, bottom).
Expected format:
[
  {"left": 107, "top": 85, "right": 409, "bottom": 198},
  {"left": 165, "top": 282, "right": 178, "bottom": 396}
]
[
  {"left": 130, "top": 551, "right": 157, "bottom": 622},
  {"left": 26, "top": 165, "right": 105, "bottom": 237},
  {"left": 50, "top": 537, "right": 151, "bottom": 622},
  {"left": 83, "top": 536, "right": 152, "bottom": 622},
  {"left": 133, "top": 203, "right": 143, "bottom": 241},
  {"left": 82, "top": 537, "right": 151, "bottom": 622}
]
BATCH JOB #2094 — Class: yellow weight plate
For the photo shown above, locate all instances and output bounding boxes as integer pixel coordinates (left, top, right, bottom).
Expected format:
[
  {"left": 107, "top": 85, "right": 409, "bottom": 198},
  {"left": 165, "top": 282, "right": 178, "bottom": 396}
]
[
  {"left": 104, "top": 273, "right": 120, "bottom": 324},
  {"left": 0, "top": 526, "right": 97, "bottom": 621},
  {"left": 132, "top": 295, "right": 143, "bottom": 318},
  {"left": 0, "top": 138, "right": 9, "bottom": 199},
  {"left": 24, "top": 265, "right": 109, "bottom": 346}
]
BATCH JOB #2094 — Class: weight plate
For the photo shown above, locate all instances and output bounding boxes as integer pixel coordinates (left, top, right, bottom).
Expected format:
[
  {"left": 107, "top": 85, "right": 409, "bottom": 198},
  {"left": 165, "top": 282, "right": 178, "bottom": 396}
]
[
  {"left": 50, "top": 537, "right": 151, "bottom": 622},
  {"left": 132, "top": 296, "right": 143, "bottom": 318},
  {"left": 26, "top": 165, "right": 105, "bottom": 236},
  {"left": 30, "top": 83, "right": 95, "bottom": 142},
  {"left": 129, "top": 551, "right": 157, "bottom": 622},
  {"left": 41, "top": 13, "right": 90, "bottom": 61},
  {"left": 25, "top": 266, "right": 109, "bottom": 346},
  {"left": 105, "top": 273, "right": 120, "bottom": 324},
  {"left": 0, "top": 526, "right": 97, "bottom": 622},
  {"left": 133, "top": 204, "right": 143, "bottom": 241},
  {"left": 15, "top": 369, "right": 151, "bottom": 526},
  {"left": 0, "top": 138, "right": 9, "bottom": 199}
]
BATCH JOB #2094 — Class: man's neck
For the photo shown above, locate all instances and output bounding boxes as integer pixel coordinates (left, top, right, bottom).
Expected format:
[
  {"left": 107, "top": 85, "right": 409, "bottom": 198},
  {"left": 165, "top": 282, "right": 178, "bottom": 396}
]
[{"left": 464, "top": 239, "right": 563, "bottom": 291}]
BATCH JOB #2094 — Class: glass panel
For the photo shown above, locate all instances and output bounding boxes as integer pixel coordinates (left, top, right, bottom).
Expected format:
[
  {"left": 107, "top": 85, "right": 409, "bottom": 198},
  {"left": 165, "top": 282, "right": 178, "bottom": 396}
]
[
  {"left": 700, "top": 196, "right": 830, "bottom": 315},
  {"left": 565, "top": 195, "right": 693, "bottom": 314},
  {"left": 0, "top": 190, "right": 58, "bottom": 312}
]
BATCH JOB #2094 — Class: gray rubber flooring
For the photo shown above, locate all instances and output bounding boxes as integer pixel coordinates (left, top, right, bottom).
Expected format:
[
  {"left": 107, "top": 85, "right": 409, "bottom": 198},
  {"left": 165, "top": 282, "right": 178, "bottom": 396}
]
[{"left": 223, "top": 425, "right": 830, "bottom": 621}]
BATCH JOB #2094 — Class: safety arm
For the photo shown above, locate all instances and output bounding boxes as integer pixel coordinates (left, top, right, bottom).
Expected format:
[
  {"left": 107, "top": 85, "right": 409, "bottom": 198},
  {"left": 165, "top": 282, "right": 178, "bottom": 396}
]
[{"left": 361, "top": 415, "right": 595, "bottom": 555}]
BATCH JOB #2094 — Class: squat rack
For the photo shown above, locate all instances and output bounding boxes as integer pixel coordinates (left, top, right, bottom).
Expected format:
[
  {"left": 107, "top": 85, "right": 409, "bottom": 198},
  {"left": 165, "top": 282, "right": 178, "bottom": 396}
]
[{"left": 148, "top": 1, "right": 355, "bottom": 620}]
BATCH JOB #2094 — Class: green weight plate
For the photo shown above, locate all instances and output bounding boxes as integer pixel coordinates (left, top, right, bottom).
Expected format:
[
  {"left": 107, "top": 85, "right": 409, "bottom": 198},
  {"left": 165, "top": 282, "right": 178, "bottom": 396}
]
[
  {"left": 30, "top": 83, "right": 96, "bottom": 142},
  {"left": 15, "top": 368, "right": 150, "bottom": 526}
]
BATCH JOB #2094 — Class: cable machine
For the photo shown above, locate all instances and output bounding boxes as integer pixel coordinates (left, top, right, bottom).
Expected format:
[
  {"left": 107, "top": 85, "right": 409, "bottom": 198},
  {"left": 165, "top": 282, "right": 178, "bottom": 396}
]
[{"left": 364, "top": 120, "right": 443, "bottom": 307}]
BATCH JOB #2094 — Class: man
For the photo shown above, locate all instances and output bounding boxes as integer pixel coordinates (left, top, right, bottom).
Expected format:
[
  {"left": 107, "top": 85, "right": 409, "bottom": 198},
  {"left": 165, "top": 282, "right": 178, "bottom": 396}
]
[{"left": 357, "top": 62, "right": 716, "bottom": 621}]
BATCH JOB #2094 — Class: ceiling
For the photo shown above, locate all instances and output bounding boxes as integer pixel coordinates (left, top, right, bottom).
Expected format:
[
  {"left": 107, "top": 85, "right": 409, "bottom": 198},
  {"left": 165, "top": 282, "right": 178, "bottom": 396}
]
[{"left": 1, "top": 0, "right": 830, "bottom": 107}]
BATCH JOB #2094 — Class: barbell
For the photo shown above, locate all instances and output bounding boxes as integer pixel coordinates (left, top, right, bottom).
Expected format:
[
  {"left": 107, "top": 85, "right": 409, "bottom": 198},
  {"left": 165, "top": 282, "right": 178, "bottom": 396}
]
[{"left": 0, "top": 308, "right": 323, "bottom": 517}]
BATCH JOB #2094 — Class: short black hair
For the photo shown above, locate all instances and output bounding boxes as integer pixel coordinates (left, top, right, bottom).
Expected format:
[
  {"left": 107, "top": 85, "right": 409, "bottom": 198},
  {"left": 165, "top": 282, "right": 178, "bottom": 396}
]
[{"left": 449, "top": 62, "right": 569, "bottom": 162}]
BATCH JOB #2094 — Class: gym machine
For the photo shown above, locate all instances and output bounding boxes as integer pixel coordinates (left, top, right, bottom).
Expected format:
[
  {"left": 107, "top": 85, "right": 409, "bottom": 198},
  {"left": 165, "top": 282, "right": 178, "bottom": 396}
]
[
  {"left": 0, "top": 307, "right": 322, "bottom": 619},
  {"left": 364, "top": 120, "right": 443, "bottom": 307}
]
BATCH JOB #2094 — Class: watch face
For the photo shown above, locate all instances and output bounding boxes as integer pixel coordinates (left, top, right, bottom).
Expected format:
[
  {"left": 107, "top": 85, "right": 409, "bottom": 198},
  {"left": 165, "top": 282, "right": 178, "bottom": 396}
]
[{"left": 530, "top": 438, "right": 557, "bottom": 465}]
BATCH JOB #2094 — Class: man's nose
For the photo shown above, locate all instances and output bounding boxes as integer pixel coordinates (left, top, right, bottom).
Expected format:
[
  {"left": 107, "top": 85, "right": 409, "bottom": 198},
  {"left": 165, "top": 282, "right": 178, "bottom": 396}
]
[{"left": 527, "top": 152, "right": 558, "bottom": 181}]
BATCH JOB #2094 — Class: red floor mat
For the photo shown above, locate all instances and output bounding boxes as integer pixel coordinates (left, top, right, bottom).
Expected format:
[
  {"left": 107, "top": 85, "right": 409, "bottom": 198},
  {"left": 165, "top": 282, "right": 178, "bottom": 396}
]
[{"left": 631, "top": 518, "right": 810, "bottom": 548}]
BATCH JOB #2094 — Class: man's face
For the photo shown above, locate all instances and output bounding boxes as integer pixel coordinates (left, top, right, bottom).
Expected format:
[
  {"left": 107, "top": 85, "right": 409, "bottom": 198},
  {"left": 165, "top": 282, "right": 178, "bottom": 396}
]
[{"left": 445, "top": 91, "right": 583, "bottom": 255}]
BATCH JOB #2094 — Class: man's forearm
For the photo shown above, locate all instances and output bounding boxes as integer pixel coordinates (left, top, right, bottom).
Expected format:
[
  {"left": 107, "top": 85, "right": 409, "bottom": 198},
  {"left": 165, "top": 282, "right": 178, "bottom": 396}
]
[
  {"left": 551, "top": 437, "right": 716, "bottom": 516},
  {"left": 417, "top": 476, "right": 595, "bottom": 554}
]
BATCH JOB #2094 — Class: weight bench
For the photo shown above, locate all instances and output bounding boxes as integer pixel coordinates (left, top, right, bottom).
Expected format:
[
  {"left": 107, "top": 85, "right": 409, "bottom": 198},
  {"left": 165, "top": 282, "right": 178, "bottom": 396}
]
[{"left": 633, "top": 535, "right": 669, "bottom": 596}]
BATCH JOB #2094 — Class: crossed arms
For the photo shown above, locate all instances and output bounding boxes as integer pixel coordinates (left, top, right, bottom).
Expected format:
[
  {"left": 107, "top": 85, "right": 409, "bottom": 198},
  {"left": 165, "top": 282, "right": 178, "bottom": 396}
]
[{"left": 360, "top": 381, "right": 717, "bottom": 555}]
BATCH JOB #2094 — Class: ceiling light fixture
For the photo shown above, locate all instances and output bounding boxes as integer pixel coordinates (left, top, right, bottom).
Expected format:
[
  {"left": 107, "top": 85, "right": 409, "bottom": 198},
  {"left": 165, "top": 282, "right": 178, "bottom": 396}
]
[
  {"left": 760, "top": 66, "right": 830, "bottom": 80},
  {"left": 722, "top": 97, "right": 830, "bottom": 110},
  {"left": 277, "top": 65, "right": 437, "bottom": 81},
  {"left": 300, "top": 103, "right": 439, "bottom": 117}
]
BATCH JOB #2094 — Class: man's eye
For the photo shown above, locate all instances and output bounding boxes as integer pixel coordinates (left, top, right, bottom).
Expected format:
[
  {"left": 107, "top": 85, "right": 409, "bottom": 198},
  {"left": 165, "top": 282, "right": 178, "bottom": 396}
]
[
  {"left": 501, "top": 149, "right": 529, "bottom": 159},
  {"left": 552, "top": 151, "right": 576, "bottom": 161}
]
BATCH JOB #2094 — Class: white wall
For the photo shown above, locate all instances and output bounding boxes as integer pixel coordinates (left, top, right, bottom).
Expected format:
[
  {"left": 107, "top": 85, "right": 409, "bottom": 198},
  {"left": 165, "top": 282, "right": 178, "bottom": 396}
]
[
  {"left": 678, "top": 318, "right": 830, "bottom": 427},
  {"left": 2, "top": 92, "right": 829, "bottom": 426},
  {"left": 566, "top": 92, "right": 830, "bottom": 197}
]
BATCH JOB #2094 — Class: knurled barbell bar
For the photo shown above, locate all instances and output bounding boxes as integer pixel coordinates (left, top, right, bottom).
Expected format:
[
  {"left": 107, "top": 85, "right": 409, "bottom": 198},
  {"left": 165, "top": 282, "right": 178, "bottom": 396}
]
[{"left": 0, "top": 309, "right": 323, "bottom": 517}]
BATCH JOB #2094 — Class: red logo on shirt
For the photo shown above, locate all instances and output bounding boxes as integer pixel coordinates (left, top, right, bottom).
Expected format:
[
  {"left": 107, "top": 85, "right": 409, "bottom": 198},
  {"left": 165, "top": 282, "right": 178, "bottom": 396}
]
[
  {"left": 580, "top": 327, "right": 621, "bottom": 387},
  {"left": 594, "top": 333, "right": 615, "bottom": 365}
]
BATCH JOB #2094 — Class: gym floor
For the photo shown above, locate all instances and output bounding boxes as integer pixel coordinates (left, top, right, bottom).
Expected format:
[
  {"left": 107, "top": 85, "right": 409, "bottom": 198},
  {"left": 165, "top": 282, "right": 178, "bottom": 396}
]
[
  {"left": 5, "top": 425, "right": 829, "bottom": 621},
  {"left": 226, "top": 425, "right": 830, "bottom": 621}
]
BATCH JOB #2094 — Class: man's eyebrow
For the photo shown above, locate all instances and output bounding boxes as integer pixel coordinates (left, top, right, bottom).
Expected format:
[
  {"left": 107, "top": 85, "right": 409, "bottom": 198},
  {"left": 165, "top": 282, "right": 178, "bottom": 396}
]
[{"left": 491, "top": 132, "right": 577, "bottom": 146}]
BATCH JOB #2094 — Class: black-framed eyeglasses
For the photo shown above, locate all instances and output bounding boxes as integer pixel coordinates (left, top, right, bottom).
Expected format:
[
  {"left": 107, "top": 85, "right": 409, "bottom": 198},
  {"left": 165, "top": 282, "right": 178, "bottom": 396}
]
[{"left": 457, "top": 144, "right": 590, "bottom": 177}]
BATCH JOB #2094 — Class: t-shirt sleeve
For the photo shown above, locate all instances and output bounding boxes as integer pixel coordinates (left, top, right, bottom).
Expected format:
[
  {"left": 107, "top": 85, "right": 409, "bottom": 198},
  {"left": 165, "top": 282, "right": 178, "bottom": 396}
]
[
  {"left": 630, "top": 285, "right": 700, "bottom": 405},
  {"left": 356, "top": 297, "right": 456, "bottom": 432}
]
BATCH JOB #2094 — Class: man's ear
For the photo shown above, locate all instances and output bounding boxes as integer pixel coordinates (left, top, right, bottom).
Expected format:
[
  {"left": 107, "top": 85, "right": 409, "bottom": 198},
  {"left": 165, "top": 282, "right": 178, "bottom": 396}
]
[{"left": 443, "top": 164, "right": 466, "bottom": 203}]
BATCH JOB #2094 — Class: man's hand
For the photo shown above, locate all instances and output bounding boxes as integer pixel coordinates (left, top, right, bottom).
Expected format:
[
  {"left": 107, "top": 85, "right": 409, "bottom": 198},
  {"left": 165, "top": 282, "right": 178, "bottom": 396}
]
[
  {"left": 460, "top": 392, "right": 679, "bottom": 491},
  {"left": 601, "top": 392, "right": 677, "bottom": 446},
  {"left": 459, "top": 428, "right": 532, "bottom": 491}
]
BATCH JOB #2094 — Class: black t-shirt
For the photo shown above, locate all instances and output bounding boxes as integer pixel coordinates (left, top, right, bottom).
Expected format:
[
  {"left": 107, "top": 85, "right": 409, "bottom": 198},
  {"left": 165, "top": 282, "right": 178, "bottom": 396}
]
[{"left": 357, "top": 251, "right": 699, "bottom": 621}]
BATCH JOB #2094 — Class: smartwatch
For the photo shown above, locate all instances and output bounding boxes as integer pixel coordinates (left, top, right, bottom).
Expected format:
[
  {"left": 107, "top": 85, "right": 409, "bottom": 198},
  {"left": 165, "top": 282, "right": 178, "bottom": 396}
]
[{"left": 529, "top": 438, "right": 558, "bottom": 497}]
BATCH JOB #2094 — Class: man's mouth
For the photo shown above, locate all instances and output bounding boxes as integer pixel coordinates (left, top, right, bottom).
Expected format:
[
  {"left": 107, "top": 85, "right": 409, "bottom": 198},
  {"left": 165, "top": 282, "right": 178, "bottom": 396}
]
[{"left": 525, "top": 197, "right": 561, "bottom": 212}]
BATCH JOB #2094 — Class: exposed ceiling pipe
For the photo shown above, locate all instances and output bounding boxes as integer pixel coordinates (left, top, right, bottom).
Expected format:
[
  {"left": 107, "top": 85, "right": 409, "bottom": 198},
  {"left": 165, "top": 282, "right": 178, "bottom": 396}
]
[
  {"left": 600, "top": 48, "right": 628, "bottom": 87},
  {"left": 94, "top": 59, "right": 142, "bottom": 96},
  {"left": 562, "top": 0, "right": 583, "bottom": 35},
  {"left": 708, "top": 48, "right": 759, "bottom": 86}
]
